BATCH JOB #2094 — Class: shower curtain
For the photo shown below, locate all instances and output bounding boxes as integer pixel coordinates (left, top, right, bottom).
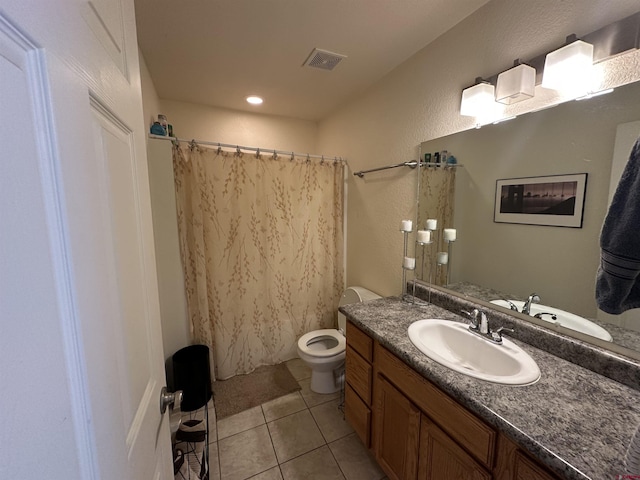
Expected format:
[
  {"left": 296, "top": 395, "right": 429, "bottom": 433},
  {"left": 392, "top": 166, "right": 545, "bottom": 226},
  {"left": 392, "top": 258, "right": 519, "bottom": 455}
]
[
  {"left": 173, "top": 144, "right": 344, "bottom": 379},
  {"left": 417, "top": 166, "right": 456, "bottom": 286}
]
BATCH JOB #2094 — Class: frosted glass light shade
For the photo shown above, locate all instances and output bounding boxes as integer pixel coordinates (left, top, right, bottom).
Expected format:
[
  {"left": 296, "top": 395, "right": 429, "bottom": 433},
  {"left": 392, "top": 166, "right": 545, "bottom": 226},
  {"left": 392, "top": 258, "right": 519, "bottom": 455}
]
[
  {"left": 496, "top": 64, "right": 535, "bottom": 104},
  {"left": 541, "top": 40, "right": 593, "bottom": 94},
  {"left": 460, "top": 83, "right": 496, "bottom": 117}
]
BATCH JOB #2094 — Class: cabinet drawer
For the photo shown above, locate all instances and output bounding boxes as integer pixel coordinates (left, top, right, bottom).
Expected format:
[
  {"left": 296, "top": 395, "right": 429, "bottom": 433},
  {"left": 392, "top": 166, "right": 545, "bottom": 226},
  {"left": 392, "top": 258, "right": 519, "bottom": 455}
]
[
  {"left": 346, "top": 345, "right": 372, "bottom": 405},
  {"left": 347, "top": 321, "right": 373, "bottom": 361},
  {"left": 375, "top": 343, "right": 496, "bottom": 469},
  {"left": 345, "top": 383, "right": 371, "bottom": 448}
]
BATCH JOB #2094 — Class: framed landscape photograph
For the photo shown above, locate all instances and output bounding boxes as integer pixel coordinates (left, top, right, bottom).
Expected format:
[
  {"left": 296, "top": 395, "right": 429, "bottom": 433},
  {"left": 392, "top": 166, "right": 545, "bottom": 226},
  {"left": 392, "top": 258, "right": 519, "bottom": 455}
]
[{"left": 494, "top": 173, "right": 588, "bottom": 227}]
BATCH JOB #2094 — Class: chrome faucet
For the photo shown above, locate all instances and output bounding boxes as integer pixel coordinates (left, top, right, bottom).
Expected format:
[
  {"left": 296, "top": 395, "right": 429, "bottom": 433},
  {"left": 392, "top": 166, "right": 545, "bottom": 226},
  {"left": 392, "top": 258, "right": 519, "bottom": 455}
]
[
  {"left": 462, "top": 309, "right": 514, "bottom": 344},
  {"left": 462, "top": 308, "right": 489, "bottom": 334},
  {"left": 501, "top": 299, "right": 519, "bottom": 311},
  {"left": 522, "top": 293, "right": 540, "bottom": 315}
]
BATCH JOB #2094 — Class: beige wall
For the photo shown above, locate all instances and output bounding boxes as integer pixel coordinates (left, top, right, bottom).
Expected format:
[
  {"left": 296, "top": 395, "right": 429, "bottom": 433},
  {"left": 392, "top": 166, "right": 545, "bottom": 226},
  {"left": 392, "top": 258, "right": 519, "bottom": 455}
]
[
  {"left": 147, "top": 139, "right": 191, "bottom": 361},
  {"left": 158, "top": 99, "right": 318, "bottom": 154},
  {"left": 317, "top": 0, "right": 640, "bottom": 297},
  {"left": 139, "top": 50, "right": 162, "bottom": 130}
]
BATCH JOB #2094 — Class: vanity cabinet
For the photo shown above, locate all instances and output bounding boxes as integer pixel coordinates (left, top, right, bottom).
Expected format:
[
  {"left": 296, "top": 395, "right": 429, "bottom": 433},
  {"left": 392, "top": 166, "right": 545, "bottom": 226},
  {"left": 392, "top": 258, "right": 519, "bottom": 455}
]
[
  {"left": 344, "top": 321, "right": 374, "bottom": 447},
  {"left": 373, "top": 374, "right": 420, "bottom": 479},
  {"left": 344, "top": 320, "right": 561, "bottom": 480},
  {"left": 419, "top": 416, "right": 491, "bottom": 480},
  {"left": 493, "top": 434, "right": 559, "bottom": 480}
]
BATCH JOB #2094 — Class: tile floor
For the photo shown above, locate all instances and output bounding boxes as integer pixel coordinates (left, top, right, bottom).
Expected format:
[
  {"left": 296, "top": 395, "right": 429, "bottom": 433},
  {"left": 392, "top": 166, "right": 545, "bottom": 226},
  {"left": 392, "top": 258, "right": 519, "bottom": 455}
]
[{"left": 182, "top": 358, "right": 387, "bottom": 480}]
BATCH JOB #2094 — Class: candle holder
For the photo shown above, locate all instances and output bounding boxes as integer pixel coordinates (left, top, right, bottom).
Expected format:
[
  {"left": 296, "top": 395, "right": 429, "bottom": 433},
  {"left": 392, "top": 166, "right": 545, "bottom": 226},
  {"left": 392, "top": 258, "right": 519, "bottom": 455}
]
[
  {"left": 399, "top": 220, "right": 413, "bottom": 300},
  {"left": 445, "top": 238, "right": 456, "bottom": 285},
  {"left": 416, "top": 230, "right": 433, "bottom": 303}
]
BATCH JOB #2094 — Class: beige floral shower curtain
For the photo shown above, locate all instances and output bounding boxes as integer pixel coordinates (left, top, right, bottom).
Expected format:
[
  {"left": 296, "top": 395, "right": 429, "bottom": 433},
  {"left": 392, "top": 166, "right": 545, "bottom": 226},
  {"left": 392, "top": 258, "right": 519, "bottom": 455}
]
[
  {"left": 416, "top": 166, "right": 456, "bottom": 286},
  {"left": 173, "top": 144, "right": 344, "bottom": 380}
]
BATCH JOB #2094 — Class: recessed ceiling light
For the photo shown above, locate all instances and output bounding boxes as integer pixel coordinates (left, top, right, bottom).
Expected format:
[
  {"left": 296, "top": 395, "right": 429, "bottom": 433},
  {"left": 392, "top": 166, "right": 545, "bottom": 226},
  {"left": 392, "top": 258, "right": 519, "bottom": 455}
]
[{"left": 246, "top": 95, "right": 263, "bottom": 105}]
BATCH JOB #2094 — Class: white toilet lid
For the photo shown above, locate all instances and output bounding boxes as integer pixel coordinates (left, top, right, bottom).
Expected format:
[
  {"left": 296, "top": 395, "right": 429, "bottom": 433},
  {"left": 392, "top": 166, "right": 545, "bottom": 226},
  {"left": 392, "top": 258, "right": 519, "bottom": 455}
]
[{"left": 297, "top": 329, "right": 346, "bottom": 358}]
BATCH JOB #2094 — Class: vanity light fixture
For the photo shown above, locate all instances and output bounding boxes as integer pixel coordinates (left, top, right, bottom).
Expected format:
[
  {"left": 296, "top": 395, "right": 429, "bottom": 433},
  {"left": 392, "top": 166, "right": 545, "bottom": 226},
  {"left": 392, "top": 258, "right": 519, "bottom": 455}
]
[
  {"left": 246, "top": 95, "right": 263, "bottom": 105},
  {"left": 495, "top": 61, "right": 535, "bottom": 104},
  {"left": 460, "top": 78, "right": 496, "bottom": 117},
  {"left": 541, "top": 36, "right": 594, "bottom": 95}
]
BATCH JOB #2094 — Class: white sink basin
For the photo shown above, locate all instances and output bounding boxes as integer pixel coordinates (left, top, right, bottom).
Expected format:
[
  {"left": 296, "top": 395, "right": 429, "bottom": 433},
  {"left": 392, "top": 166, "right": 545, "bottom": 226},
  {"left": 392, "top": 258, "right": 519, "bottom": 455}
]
[
  {"left": 490, "top": 300, "right": 613, "bottom": 342},
  {"left": 408, "top": 319, "right": 540, "bottom": 385}
]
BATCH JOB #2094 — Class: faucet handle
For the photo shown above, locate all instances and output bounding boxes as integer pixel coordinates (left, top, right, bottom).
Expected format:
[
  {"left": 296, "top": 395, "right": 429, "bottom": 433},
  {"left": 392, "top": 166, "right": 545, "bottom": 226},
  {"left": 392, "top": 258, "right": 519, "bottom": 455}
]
[
  {"left": 491, "top": 326, "right": 515, "bottom": 343},
  {"left": 461, "top": 309, "right": 479, "bottom": 328}
]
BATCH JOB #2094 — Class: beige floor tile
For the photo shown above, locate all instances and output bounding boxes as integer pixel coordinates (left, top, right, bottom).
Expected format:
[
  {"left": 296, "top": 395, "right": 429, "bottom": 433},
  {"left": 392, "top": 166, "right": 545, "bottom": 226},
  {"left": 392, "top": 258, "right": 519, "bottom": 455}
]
[
  {"left": 285, "top": 358, "right": 312, "bottom": 381},
  {"left": 298, "top": 377, "right": 340, "bottom": 408},
  {"left": 262, "top": 392, "right": 307, "bottom": 422},
  {"left": 328, "top": 433, "right": 384, "bottom": 480},
  {"left": 218, "top": 425, "right": 277, "bottom": 480},
  {"left": 209, "top": 401, "right": 218, "bottom": 441},
  {"left": 208, "top": 441, "right": 221, "bottom": 480},
  {"left": 280, "top": 446, "right": 345, "bottom": 480},
  {"left": 247, "top": 466, "right": 284, "bottom": 479},
  {"left": 267, "top": 410, "right": 326, "bottom": 464},
  {"left": 310, "top": 399, "right": 353, "bottom": 443},
  {"left": 217, "top": 405, "right": 265, "bottom": 440}
]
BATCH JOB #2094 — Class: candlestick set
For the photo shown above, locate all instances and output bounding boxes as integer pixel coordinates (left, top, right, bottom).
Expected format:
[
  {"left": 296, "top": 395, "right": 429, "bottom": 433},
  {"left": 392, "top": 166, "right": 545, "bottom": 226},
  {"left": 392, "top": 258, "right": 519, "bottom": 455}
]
[
  {"left": 400, "top": 220, "right": 415, "bottom": 301},
  {"left": 400, "top": 218, "right": 458, "bottom": 303}
]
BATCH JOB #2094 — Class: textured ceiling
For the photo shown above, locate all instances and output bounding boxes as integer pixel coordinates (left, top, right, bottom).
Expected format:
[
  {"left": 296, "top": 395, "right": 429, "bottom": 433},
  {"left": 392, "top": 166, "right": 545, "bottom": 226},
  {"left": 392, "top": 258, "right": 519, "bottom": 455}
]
[{"left": 134, "top": 0, "right": 491, "bottom": 121}]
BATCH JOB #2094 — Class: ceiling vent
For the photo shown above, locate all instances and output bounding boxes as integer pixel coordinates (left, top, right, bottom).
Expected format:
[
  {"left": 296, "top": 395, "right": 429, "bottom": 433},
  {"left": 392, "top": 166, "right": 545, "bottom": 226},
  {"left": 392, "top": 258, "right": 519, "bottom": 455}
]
[{"left": 302, "top": 48, "right": 347, "bottom": 71}]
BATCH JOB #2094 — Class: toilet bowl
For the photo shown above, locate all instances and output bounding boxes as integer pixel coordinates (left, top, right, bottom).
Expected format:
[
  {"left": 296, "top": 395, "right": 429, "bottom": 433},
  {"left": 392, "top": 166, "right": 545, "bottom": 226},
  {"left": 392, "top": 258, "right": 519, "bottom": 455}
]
[{"left": 297, "top": 286, "right": 380, "bottom": 394}]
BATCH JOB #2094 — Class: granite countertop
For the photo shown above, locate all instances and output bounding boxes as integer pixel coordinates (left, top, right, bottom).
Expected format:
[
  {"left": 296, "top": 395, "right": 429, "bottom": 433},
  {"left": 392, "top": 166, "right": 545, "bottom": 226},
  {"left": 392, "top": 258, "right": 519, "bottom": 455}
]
[{"left": 340, "top": 296, "right": 640, "bottom": 480}]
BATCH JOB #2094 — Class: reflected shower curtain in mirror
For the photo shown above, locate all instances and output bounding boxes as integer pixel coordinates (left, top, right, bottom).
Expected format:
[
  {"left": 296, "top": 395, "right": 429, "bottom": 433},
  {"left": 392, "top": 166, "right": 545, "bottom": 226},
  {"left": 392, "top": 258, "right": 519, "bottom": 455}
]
[
  {"left": 417, "top": 166, "right": 456, "bottom": 286},
  {"left": 173, "top": 144, "right": 344, "bottom": 379}
]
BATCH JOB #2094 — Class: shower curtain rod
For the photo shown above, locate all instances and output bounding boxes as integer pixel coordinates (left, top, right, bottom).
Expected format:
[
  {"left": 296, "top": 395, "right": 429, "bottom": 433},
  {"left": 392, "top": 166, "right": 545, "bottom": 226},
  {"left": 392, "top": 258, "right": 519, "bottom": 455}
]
[{"left": 149, "top": 134, "right": 345, "bottom": 163}]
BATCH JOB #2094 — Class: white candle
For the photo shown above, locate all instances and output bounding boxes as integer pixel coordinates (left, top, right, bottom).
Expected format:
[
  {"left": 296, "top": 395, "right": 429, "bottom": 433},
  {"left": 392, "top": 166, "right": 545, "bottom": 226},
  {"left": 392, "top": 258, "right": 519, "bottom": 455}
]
[
  {"left": 400, "top": 220, "right": 413, "bottom": 232},
  {"left": 417, "top": 230, "right": 431, "bottom": 244},
  {"left": 426, "top": 218, "right": 438, "bottom": 230},
  {"left": 443, "top": 228, "right": 457, "bottom": 242},
  {"left": 436, "top": 252, "right": 448, "bottom": 265},
  {"left": 403, "top": 256, "right": 416, "bottom": 270}
]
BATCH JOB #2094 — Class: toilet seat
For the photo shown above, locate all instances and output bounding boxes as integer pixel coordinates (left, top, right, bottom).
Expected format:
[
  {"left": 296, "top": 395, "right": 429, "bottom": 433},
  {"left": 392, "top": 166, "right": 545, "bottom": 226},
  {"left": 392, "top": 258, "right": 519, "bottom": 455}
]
[{"left": 297, "top": 329, "right": 346, "bottom": 358}]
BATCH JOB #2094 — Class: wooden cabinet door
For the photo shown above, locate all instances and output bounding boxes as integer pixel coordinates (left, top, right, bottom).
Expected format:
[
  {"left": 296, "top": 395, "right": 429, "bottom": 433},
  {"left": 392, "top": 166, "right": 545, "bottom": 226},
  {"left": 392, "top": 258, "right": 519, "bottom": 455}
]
[
  {"left": 514, "top": 452, "right": 559, "bottom": 480},
  {"left": 494, "top": 433, "right": 560, "bottom": 480},
  {"left": 419, "top": 415, "right": 491, "bottom": 480},
  {"left": 373, "top": 374, "right": 421, "bottom": 480}
]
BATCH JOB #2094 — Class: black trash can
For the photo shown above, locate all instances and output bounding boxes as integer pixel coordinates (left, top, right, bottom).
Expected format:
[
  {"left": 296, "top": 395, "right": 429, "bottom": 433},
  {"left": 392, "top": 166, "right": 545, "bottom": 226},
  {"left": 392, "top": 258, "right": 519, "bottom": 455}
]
[{"left": 172, "top": 345, "right": 212, "bottom": 412}]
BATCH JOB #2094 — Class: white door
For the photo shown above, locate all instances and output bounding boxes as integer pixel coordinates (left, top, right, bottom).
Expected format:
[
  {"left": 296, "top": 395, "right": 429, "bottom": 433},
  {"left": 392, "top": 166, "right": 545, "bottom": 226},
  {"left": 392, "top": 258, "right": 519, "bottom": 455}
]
[{"left": 0, "top": 1, "right": 172, "bottom": 479}]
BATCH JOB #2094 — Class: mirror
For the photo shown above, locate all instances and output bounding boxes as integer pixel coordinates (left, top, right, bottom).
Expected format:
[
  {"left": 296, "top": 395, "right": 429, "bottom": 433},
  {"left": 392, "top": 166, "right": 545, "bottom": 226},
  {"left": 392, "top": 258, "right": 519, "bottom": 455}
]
[{"left": 416, "top": 80, "right": 640, "bottom": 357}]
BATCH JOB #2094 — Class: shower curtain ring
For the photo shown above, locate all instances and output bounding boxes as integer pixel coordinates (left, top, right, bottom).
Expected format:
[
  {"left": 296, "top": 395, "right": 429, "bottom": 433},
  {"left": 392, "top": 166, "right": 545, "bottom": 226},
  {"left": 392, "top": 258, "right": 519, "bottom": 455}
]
[
  {"left": 290, "top": 152, "right": 294, "bottom": 161},
  {"left": 236, "top": 145, "right": 241, "bottom": 155},
  {"left": 272, "top": 149, "right": 278, "bottom": 160},
  {"left": 217, "top": 143, "right": 222, "bottom": 155},
  {"left": 306, "top": 154, "right": 310, "bottom": 163},
  {"left": 256, "top": 148, "right": 260, "bottom": 158}
]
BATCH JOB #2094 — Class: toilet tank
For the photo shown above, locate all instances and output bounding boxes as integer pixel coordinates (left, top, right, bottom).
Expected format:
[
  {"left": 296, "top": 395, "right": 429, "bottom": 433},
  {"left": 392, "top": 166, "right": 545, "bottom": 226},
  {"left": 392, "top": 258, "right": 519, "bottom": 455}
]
[{"left": 337, "top": 286, "right": 381, "bottom": 332}]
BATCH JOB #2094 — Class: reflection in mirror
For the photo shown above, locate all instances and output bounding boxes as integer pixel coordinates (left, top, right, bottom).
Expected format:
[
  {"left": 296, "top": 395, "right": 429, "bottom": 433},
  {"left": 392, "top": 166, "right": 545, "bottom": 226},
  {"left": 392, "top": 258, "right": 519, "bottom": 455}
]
[
  {"left": 415, "top": 165, "right": 456, "bottom": 286},
  {"left": 416, "top": 80, "right": 640, "bottom": 357}
]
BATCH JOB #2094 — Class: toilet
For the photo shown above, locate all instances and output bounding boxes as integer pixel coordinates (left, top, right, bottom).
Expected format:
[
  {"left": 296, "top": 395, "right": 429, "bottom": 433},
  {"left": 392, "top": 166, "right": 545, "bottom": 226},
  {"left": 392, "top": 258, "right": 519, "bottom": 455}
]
[{"left": 297, "top": 286, "right": 380, "bottom": 394}]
